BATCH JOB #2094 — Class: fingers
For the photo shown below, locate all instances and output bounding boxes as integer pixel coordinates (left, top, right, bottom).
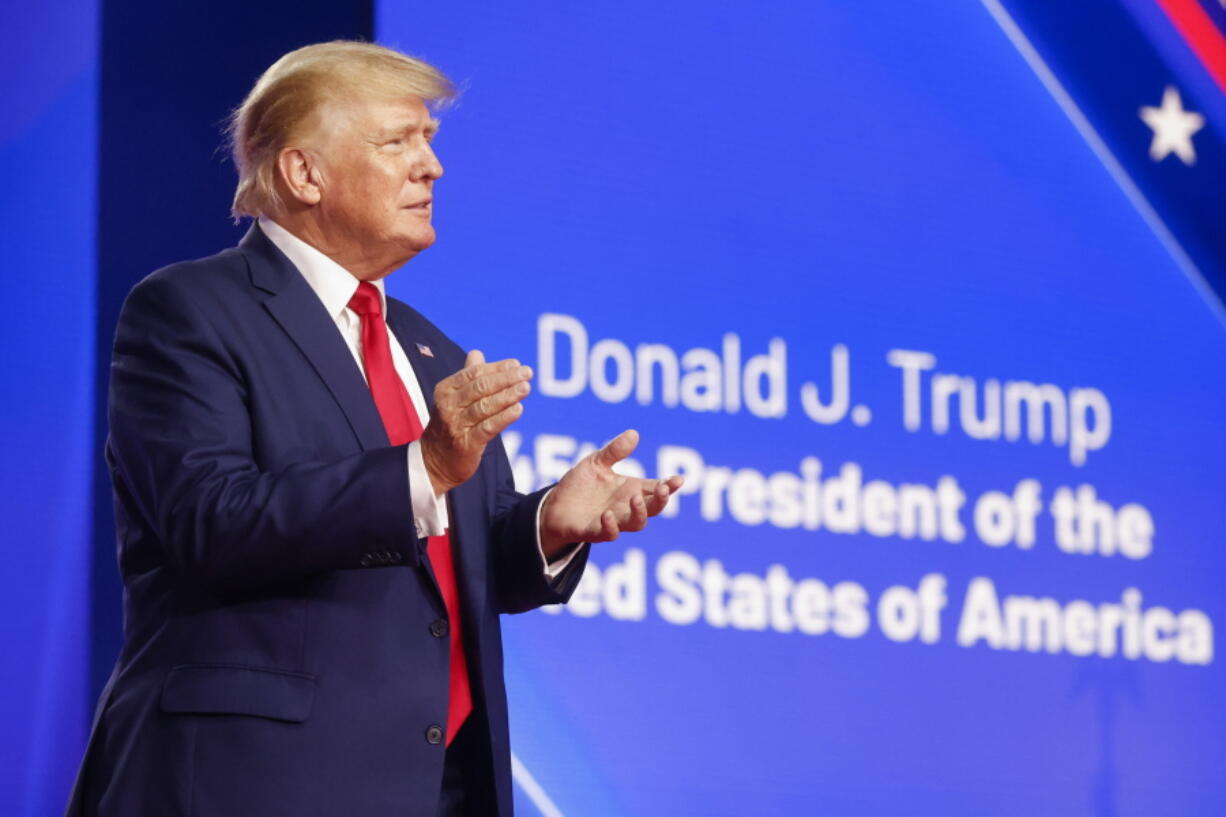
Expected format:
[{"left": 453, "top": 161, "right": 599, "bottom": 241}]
[
  {"left": 642, "top": 481, "right": 671, "bottom": 516},
  {"left": 590, "top": 474, "right": 685, "bottom": 541},
  {"left": 454, "top": 354, "right": 520, "bottom": 385},
  {"left": 595, "top": 481, "right": 667, "bottom": 540},
  {"left": 594, "top": 429, "right": 639, "bottom": 469},
  {"left": 637, "top": 475, "right": 684, "bottom": 516},
  {"left": 474, "top": 400, "right": 524, "bottom": 443},
  {"left": 419, "top": 351, "right": 528, "bottom": 495},
  {"left": 433, "top": 357, "right": 533, "bottom": 437},
  {"left": 452, "top": 363, "right": 531, "bottom": 436},
  {"left": 454, "top": 365, "right": 532, "bottom": 410},
  {"left": 625, "top": 493, "right": 648, "bottom": 531},
  {"left": 467, "top": 382, "right": 529, "bottom": 427},
  {"left": 598, "top": 509, "right": 620, "bottom": 542},
  {"left": 541, "top": 429, "right": 685, "bottom": 545}
]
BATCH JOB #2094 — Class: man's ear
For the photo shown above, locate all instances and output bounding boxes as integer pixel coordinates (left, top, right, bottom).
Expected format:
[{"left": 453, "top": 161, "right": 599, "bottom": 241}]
[{"left": 276, "top": 147, "right": 323, "bottom": 206}]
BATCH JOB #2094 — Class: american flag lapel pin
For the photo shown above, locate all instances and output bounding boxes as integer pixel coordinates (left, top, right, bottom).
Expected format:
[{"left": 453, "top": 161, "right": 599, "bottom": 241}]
[{"left": 416, "top": 343, "right": 434, "bottom": 358}]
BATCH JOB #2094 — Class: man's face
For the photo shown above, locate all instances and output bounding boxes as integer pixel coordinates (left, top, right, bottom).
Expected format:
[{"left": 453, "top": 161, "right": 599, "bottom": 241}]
[{"left": 310, "top": 94, "right": 443, "bottom": 274}]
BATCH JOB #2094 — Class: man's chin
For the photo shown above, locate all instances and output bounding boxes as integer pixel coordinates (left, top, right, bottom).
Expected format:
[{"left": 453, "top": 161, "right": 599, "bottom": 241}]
[
  {"left": 411, "top": 229, "right": 437, "bottom": 252},
  {"left": 387, "top": 229, "right": 436, "bottom": 267},
  {"left": 393, "top": 229, "right": 436, "bottom": 261}
]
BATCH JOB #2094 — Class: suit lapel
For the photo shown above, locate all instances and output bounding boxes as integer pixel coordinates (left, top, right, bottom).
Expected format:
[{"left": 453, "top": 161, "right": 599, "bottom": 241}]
[
  {"left": 240, "top": 225, "right": 389, "bottom": 453},
  {"left": 241, "top": 225, "right": 490, "bottom": 620},
  {"left": 243, "top": 225, "right": 489, "bottom": 624},
  {"left": 386, "top": 309, "right": 450, "bottom": 415}
]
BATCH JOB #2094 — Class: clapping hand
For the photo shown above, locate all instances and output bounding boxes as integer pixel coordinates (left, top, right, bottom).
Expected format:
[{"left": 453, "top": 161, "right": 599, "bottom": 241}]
[
  {"left": 421, "top": 350, "right": 532, "bottom": 495},
  {"left": 539, "top": 429, "right": 684, "bottom": 558},
  {"left": 421, "top": 350, "right": 682, "bottom": 555}
]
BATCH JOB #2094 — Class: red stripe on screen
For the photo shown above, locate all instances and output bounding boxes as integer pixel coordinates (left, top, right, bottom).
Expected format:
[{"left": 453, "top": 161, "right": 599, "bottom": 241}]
[{"left": 1152, "top": 0, "right": 1226, "bottom": 92}]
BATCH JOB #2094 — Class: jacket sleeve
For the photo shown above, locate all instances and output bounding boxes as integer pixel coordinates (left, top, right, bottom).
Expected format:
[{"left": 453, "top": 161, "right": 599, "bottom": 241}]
[
  {"left": 485, "top": 436, "right": 589, "bottom": 614},
  {"left": 108, "top": 272, "right": 419, "bottom": 597}
]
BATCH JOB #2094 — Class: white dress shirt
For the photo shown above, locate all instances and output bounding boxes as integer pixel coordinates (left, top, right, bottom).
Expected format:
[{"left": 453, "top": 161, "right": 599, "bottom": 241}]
[{"left": 259, "top": 218, "right": 575, "bottom": 577}]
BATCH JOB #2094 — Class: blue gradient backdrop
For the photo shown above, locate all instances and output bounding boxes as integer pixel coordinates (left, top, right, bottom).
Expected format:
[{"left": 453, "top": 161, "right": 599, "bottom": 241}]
[
  {"left": 2, "top": 1, "right": 1221, "bottom": 815},
  {"left": 379, "top": 3, "right": 1224, "bottom": 816}
]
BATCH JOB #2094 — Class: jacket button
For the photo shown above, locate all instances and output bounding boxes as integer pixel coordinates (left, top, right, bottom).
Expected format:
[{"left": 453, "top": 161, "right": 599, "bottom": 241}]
[
  {"left": 430, "top": 619, "right": 449, "bottom": 638},
  {"left": 425, "top": 724, "right": 444, "bottom": 745}
]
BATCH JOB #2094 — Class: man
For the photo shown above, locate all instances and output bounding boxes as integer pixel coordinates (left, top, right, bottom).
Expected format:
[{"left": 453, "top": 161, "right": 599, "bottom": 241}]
[{"left": 67, "top": 41, "right": 681, "bottom": 817}]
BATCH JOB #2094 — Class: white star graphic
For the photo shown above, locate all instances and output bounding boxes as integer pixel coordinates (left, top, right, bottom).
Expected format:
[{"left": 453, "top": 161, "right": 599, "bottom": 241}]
[{"left": 1138, "top": 86, "right": 1205, "bottom": 166}]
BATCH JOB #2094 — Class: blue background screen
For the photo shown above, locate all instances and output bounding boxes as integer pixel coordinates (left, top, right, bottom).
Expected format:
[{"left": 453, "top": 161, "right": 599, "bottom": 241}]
[{"left": 377, "top": 3, "right": 1225, "bottom": 815}]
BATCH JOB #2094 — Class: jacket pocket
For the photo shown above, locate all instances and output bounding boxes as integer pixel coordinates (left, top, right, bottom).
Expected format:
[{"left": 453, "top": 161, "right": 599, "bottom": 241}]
[{"left": 160, "top": 663, "right": 316, "bottom": 723}]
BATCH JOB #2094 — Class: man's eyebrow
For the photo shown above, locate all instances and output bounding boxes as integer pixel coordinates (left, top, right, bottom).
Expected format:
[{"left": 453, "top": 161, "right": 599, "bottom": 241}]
[{"left": 374, "top": 119, "right": 441, "bottom": 139}]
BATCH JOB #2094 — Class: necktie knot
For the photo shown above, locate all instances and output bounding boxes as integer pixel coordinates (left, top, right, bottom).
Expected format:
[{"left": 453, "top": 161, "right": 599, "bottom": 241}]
[{"left": 347, "top": 281, "right": 382, "bottom": 317}]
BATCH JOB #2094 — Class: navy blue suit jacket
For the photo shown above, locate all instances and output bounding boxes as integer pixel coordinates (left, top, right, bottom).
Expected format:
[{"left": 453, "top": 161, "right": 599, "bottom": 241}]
[{"left": 67, "top": 225, "right": 586, "bottom": 817}]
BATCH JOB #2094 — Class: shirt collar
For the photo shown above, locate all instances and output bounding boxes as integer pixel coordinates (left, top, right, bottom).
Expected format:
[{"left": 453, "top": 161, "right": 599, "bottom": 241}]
[{"left": 259, "top": 217, "right": 387, "bottom": 319}]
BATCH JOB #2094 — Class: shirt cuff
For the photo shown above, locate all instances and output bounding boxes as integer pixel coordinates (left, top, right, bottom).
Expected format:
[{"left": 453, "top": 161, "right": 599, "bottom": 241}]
[
  {"left": 536, "top": 487, "right": 582, "bottom": 579},
  {"left": 407, "top": 440, "right": 449, "bottom": 537}
]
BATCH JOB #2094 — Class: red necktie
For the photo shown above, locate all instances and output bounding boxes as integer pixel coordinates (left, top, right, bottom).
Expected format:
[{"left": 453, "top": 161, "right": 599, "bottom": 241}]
[{"left": 348, "top": 282, "right": 472, "bottom": 745}]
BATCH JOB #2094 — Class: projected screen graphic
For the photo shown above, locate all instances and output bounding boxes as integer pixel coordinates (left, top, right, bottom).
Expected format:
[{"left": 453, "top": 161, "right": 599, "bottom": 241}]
[{"left": 378, "top": 3, "right": 1224, "bottom": 815}]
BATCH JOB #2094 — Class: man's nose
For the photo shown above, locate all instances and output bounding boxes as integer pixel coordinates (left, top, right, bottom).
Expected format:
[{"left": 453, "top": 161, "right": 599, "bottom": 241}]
[{"left": 413, "top": 144, "right": 444, "bottom": 182}]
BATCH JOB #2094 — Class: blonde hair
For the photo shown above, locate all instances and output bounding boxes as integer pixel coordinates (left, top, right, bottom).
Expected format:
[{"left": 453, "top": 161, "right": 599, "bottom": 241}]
[{"left": 227, "top": 41, "right": 456, "bottom": 220}]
